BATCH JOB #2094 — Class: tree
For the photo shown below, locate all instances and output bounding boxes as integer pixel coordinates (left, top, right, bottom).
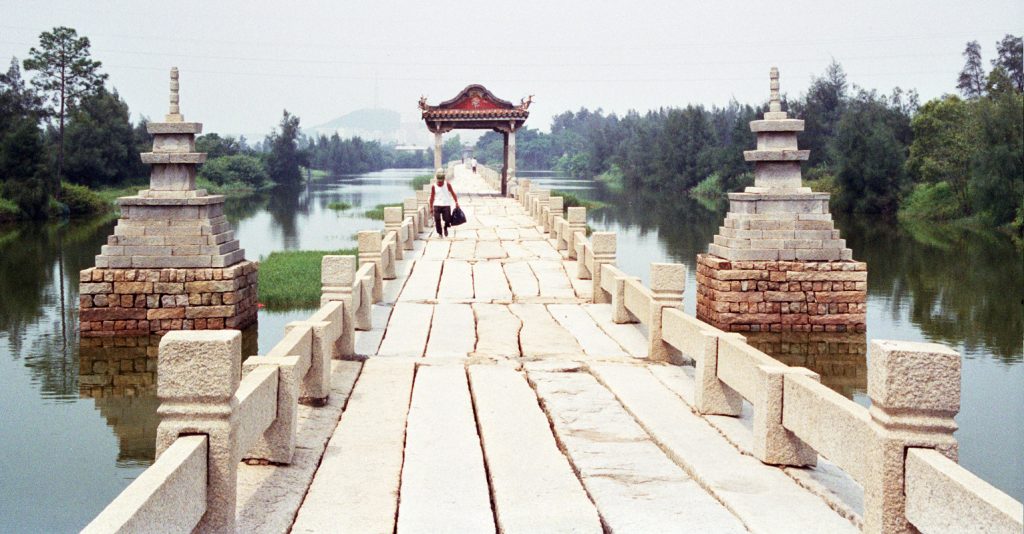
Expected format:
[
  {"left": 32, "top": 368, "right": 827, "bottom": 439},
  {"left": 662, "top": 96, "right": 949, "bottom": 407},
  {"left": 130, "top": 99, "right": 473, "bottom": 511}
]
[
  {"left": 23, "top": 27, "right": 107, "bottom": 198},
  {"left": 0, "top": 57, "right": 43, "bottom": 119},
  {"left": 0, "top": 119, "right": 50, "bottom": 218},
  {"left": 992, "top": 34, "right": 1023, "bottom": 92},
  {"left": 969, "top": 89, "right": 1024, "bottom": 227},
  {"left": 957, "top": 40, "right": 986, "bottom": 99},
  {"left": 199, "top": 154, "right": 268, "bottom": 188},
  {"left": 62, "top": 88, "right": 142, "bottom": 187},
  {"left": 196, "top": 133, "right": 242, "bottom": 159},
  {"left": 832, "top": 91, "right": 909, "bottom": 214},
  {"left": 1, "top": 57, "right": 50, "bottom": 216},
  {"left": 265, "top": 109, "right": 303, "bottom": 185},
  {"left": 442, "top": 134, "right": 463, "bottom": 164},
  {"left": 905, "top": 96, "right": 973, "bottom": 214},
  {"left": 800, "top": 60, "right": 848, "bottom": 168}
]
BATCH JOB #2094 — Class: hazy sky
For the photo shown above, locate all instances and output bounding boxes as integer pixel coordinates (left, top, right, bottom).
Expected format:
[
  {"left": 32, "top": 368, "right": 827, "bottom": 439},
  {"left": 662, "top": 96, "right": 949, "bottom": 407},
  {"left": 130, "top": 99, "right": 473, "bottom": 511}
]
[{"left": 1, "top": 0, "right": 1021, "bottom": 138}]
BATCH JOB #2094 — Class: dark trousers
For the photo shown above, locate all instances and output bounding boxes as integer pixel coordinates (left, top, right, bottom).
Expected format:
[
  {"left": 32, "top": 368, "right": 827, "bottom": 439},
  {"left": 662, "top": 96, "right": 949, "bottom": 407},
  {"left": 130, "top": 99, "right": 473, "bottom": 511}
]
[{"left": 433, "top": 206, "right": 452, "bottom": 235}]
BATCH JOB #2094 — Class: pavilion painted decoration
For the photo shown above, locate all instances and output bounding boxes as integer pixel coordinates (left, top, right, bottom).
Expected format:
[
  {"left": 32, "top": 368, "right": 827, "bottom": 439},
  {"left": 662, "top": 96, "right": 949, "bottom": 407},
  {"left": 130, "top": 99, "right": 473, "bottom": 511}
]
[
  {"left": 420, "top": 84, "right": 531, "bottom": 196},
  {"left": 695, "top": 67, "right": 867, "bottom": 334}
]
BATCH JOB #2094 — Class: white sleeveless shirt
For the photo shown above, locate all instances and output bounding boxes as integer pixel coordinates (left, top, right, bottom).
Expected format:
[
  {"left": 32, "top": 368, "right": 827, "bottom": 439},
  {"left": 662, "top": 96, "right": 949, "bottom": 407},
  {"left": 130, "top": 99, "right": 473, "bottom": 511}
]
[{"left": 432, "top": 182, "right": 454, "bottom": 207}]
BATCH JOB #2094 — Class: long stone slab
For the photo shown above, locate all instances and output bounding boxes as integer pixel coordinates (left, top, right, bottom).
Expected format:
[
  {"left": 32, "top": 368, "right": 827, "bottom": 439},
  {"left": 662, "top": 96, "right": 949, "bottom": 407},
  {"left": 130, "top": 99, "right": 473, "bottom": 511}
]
[
  {"left": 399, "top": 260, "right": 442, "bottom": 302},
  {"left": 528, "top": 370, "right": 747, "bottom": 533},
  {"left": 472, "top": 261, "right": 513, "bottom": 301},
  {"left": 522, "top": 240, "right": 562, "bottom": 260},
  {"left": 504, "top": 261, "right": 539, "bottom": 297},
  {"left": 236, "top": 361, "right": 362, "bottom": 534},
  {"left": 530, "top": 260, "right": 575, "bottom": 298},
  {"left": 438, "top": 260, "right": 474, "bottom": 300},
  {"left": 422, "top": 240, "right": 450, "bottom": 259},
  {"left": 472, "top": 303, "right": 521, "bottom": 358},
  {"left": 548, "top": 304, "right": 628, "bottom": 358},
  {"left": 425, "top": 303, "right": 476, "bottom": 358},
  {"left": 397, "top": 365, "right": 495, "bottom": 533},
  {"left": 448, "top": 239, "right": 476, "bottom": 260},
  {"left": 377, "top": 303, "right": 433, "bottom": 357},
  {"left": 468, "top": 365, "right": 602, "bottom": 533},
  {"left": 590, "top": 363, "right": 858, "bottom": 534},
  {"left": 582, "top": 304, "right": 649, "bottom": 358},
  {"left": 291, "top": 359, "right": 415, "bottom": 534},
  {"left": 509, "top": 304, "right": 585, "bottom": 358},
  {"left": 475, "top": 240, "right": 507, "bottom": 259}
]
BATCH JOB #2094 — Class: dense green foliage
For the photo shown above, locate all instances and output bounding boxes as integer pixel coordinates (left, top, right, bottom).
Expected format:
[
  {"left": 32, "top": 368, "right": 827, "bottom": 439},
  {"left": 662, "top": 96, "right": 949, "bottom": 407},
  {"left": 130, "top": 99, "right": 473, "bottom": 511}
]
[
  {"left": 471, "top": 37, "right": 1022, "bottom": 233},
  {"left": 364, "top": 203, "right": 403, "bottom": 220},
  {"left": 23, "top": 26, "right": 107, "bottom": 195},
  {"left": 265, "top": 110, "right": 305, "bottom": 186},
  {"left": 198, "top": 154, "right": 269, "bottom": 189},
  {"left": 62, "top": 88, "right": 148, "bottom": 187},
  {"left": 258, "top": 249, "right": 356, "bottom": 309},
  {"left": 327, "top": 201, "right": 352, "bottom": 211},
  {"left": 410, "top": 173, "right": 433, "bottom": 190},
  {"left": 306, "top": 133, "right": 389, "bottom": 175}
]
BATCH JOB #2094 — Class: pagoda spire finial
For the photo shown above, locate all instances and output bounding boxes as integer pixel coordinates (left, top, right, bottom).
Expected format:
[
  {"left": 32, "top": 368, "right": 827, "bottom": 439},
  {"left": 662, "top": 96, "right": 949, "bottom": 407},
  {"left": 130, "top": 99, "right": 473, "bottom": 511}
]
[
  {"left": 167, "top": 67, "right": 183, "bottom": 122},
  {"left": 769, "top": 66, "right": 782, "bottom": 114}
]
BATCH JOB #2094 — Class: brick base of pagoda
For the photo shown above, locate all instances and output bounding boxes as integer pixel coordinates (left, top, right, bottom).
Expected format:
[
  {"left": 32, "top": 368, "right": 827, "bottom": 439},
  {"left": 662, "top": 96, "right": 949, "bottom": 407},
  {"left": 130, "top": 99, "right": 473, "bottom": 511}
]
[
  {"left": 695, "top": 254, "right": 866, "bottom": 333},
  {"left": 79, "top": 261, "right": 258, "bottom": 337}
]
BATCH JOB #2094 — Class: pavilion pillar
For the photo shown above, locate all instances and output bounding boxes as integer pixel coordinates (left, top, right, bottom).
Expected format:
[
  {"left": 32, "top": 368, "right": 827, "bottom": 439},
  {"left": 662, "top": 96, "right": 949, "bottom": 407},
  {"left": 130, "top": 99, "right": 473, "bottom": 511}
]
[
  {"left": 433, "top": 130, "right": 443, "bottom": 171},
  {"left": 501, "top": 131, "right": 509, "bottom": 197},
  {"left": 508, "top": 127, "right": 517, "bottom": 192}
]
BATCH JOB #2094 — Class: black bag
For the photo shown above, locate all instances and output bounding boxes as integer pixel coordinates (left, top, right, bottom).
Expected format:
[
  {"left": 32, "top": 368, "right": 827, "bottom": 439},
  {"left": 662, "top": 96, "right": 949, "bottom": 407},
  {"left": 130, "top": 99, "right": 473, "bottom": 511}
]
[{"left": 450, "top": 206, "right": 467, "bottom": 226}]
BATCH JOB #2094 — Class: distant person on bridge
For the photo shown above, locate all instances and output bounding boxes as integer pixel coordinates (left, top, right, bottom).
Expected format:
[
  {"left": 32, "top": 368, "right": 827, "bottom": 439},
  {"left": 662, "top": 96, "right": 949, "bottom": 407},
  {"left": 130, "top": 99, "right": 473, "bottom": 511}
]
[{"left": 429, "top": 169, "right": 459, "bottom": 238}]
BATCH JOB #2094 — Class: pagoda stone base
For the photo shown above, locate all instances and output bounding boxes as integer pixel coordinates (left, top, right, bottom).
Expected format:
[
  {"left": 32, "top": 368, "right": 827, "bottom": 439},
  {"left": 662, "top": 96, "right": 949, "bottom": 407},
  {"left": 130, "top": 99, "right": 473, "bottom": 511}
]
[
  {"left": 696, "top": 254, "right": 866, "bottom": 333},
  {"left": 79, "top": 261, "right": 258, "bottom": 337}
]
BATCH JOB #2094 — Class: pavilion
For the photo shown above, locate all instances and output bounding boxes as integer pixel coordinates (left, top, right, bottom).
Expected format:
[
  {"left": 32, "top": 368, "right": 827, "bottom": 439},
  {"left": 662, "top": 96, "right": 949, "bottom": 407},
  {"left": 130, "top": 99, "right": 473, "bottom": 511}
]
[{"left": 420, "top": 84, "right": 532, "bottom": 196}]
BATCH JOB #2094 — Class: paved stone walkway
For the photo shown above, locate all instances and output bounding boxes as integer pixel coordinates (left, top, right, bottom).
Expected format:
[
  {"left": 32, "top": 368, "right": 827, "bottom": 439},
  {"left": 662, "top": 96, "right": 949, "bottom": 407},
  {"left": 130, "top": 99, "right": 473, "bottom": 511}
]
[{"left": 289, "top": 166, "right": 858, "bottom": 533}]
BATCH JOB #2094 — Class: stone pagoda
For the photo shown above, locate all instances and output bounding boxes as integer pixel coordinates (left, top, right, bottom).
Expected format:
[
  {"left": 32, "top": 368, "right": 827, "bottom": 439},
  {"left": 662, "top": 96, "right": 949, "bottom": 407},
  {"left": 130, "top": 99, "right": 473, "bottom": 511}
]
[
  {"left": 79, "top": 68, "right": 258, "bottom": 337},
  {"left": 696, "top": 67, "right": 866, "bottom": 333}
]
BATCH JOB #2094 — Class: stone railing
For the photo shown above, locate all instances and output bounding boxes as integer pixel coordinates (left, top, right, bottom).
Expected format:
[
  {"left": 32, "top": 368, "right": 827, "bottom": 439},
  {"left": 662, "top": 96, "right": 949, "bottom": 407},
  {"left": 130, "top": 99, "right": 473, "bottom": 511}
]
[
  {"left": 83, "top": 303, "right": 344, "bottom": 533},
  {"left": 523, "top": 176, "right": 1022, "bottom": 534},
  {"left": 657, "top": 301, "right": 1022, "bottom": 533},
  {"left": 479, "top": 165, "right": 501, "bottom": 191},
  {"left": 83, "top": 198, "right": 427, "bottom": 533}
]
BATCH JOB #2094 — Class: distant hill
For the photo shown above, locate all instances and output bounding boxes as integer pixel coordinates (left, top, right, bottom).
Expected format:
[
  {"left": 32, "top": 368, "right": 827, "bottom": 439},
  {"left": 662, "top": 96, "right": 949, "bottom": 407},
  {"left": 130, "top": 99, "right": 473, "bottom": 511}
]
[{"left": 310, "top": 109, "right": 402, "bottom": 133}]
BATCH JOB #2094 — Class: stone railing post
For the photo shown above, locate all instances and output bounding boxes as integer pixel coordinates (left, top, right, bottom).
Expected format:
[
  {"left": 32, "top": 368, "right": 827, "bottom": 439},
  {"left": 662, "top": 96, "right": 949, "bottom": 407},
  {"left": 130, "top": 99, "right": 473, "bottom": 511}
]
[
  {"left": 358, "top": 231, "right": 383, "bottom": 303},
  {"left": 566, "top": 207, "right": 586, "bottom": 260},
  {"left": 647, "top": 263, "right": 685, "bottom": 361},
  {"left": 543, "top": 196, "right": 562, "bottom": 233},
  {"left": 753, "top": 365, "right": 819, "bottom": 466},
  {"left": 321, "top": 255, "right": 355, "bottom": 357},
  {"left": 241, "top": 325, "right": 312, "bottom": 464},
  {"left": 356, "top": 268, "right": 374, "bottom": 330},
  {"left": 155, "top": 330, "right": 241, "bottom": 534},
  {"left": 404, "top": 198, "right": 421, "bottom": 235},
  {"left": 694, "top": 331, "right": 744, "bottom": 416},
  {"left": 383, "top": 207, "right": 404, "bottom": 261},
  {"left": 864, "top": 340, "right": 960, "bottom": 534},
  {"left": 590, "top": 232, "right": 616, "bottom": 304},
  {"left": 518, "top": 179, "right": 531, "bottom": 205},
  {"left": 610, "top": 272, "right": 639, "bottom": 324}
]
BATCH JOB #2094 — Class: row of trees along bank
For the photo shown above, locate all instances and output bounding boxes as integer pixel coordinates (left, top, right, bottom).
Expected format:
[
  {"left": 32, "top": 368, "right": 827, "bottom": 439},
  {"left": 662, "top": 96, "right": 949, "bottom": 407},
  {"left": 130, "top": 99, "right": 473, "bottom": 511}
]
[
  {"left": 0, "top": 26, "right": 433, "bottom": 223},
  {"left": 473, "top": 35, "right": 1022, "bottom": 236}
]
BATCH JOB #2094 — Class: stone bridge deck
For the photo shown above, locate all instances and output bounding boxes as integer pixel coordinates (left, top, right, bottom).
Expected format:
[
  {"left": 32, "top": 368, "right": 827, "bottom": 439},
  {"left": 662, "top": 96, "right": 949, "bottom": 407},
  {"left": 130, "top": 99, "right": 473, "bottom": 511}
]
[{"left": 269, "top": 166, "right": 858, "bottom": 533}]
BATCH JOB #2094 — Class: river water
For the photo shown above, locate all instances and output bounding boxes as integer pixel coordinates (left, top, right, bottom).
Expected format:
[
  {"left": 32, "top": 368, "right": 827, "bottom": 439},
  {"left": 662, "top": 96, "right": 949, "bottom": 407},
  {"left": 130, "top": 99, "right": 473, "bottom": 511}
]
[{"left": 0, "top": 167, "right": 1020, "bottom": 532}]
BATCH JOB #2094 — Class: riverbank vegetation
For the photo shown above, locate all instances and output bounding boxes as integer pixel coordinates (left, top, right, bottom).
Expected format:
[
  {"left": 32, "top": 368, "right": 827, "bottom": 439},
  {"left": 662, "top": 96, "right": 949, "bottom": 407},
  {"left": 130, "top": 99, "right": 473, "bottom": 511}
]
[
  {"left": 364, "top": 203, "right": 403, "bottom": 220},
  {"left": 258, "top": 249, "right": 357, "bottom": 309},
  {"left": 472, "top": 35, "right": 1022, "bottom": 237},
  {"left": 327, "top": 201, "right": 352, "bottom": 211},
  {"left": 410, "top": 173, "right": 433, "bottom": 190},
  {"left": 0, "top": 26, "right": 435, "bottom": 223}
]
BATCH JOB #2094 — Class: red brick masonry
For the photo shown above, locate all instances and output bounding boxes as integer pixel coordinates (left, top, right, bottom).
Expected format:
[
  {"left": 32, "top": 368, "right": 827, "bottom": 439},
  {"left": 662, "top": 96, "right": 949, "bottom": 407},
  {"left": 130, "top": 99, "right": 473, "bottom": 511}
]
[
  {"left": 696, "top": 254, "right": 866, "bottom": 333},
  {"left": 78, "top": 260, "right": 258, "bottom": 336}
]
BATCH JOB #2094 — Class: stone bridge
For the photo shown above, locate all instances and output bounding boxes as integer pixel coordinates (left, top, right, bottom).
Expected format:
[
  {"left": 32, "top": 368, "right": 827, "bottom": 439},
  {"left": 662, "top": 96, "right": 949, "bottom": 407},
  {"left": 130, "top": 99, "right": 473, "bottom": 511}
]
[{"left": 84, "top": 164, "right": 1023, "bottom": 534}]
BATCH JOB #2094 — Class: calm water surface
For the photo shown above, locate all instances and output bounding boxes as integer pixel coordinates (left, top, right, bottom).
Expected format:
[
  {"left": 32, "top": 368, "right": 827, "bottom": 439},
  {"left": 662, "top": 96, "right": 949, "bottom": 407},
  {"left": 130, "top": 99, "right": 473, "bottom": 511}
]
[{"left": 0, "top": 168, "right": 1020, "bottom": 531}]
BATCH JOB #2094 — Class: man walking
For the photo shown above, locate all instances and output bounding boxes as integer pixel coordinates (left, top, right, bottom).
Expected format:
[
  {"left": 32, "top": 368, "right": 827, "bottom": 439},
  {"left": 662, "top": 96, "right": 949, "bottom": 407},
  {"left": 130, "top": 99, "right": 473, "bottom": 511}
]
[{"left": 429, "top": 169, "right": 459, "bottom": 237}]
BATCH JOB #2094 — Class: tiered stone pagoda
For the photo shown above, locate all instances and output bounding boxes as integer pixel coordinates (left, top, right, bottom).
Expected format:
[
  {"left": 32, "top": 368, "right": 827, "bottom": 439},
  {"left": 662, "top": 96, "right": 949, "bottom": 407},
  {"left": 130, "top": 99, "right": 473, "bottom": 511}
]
[
  {"left": 79, "top": 68, "right": 258, "bottom": 337},
  {"left": 696, "top": 67, "right": 866, "bottom": 333}
]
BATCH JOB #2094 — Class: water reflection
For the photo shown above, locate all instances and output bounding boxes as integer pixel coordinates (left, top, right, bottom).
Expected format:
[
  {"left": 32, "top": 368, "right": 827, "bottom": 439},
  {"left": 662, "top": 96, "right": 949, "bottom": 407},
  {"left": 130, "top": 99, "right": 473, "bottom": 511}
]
[{"left": 745, "top": 331, "right": 868, "bottom": 398}]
